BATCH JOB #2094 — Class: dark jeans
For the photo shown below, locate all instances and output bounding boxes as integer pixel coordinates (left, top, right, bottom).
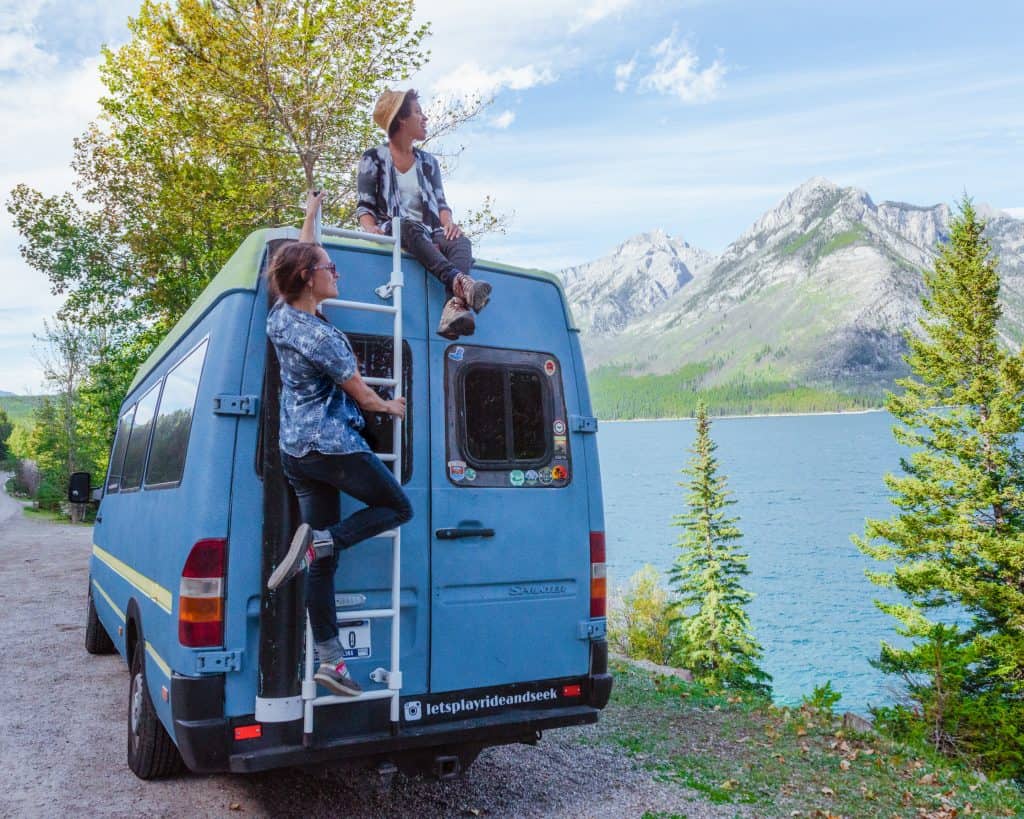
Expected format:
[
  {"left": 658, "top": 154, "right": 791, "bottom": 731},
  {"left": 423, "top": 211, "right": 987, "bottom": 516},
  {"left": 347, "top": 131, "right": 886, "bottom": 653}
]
[
  {"left": 282, "top": 450, "right": 413, "bottom": 643},
  {"left": 400, "top": 222, "right": 474, "bottom": 296}
]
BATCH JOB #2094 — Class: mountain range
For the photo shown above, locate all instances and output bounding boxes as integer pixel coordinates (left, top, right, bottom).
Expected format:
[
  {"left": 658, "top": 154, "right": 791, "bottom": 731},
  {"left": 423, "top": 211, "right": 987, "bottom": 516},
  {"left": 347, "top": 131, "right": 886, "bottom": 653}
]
[{"left": 560, "top": 178, "right": 1024, "bottom": 417}]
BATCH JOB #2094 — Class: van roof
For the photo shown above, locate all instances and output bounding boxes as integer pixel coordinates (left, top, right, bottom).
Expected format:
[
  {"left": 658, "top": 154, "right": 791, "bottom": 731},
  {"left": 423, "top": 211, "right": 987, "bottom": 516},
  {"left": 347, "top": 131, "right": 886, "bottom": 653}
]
[{"left": 128, "top": 227, "right": 576, "bottom": 394}]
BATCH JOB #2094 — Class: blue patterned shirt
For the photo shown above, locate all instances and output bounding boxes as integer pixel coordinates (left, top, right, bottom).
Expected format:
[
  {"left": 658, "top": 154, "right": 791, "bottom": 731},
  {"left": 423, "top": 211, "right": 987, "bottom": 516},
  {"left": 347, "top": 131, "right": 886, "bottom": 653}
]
[{"left": 266, "top": 301, "right": 369, "bottom": 458}]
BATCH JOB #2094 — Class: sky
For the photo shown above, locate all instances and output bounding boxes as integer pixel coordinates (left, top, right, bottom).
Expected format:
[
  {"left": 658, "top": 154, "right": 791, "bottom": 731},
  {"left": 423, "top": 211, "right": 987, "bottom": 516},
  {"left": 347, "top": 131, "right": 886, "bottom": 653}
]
[{"left": 1, "top": 0, "right": 1022, "bottom": 393}]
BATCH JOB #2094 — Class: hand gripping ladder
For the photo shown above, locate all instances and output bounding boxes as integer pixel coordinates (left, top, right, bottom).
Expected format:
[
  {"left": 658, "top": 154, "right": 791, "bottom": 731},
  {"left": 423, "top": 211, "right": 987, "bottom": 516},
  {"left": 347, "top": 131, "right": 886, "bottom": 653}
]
[{"left": 301, "top": 213, "right": 405, "bottom": 742}]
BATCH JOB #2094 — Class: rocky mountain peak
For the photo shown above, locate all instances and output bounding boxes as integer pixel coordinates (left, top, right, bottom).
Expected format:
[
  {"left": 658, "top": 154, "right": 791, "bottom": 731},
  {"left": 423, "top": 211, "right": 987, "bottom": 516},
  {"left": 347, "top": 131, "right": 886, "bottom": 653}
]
[{"left": 560, "top": 230, "right": 716, "bottom": 334}]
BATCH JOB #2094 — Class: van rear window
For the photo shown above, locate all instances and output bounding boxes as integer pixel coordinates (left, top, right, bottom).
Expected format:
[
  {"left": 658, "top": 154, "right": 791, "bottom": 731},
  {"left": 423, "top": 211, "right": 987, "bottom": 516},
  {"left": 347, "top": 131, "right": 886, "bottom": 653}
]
[
  {"left": 145, "top": 339, "right": 208, "bottom": 488},
  {"left": 120, "top": 382, "right": 161, "bottom": 492},
  {"left": 445, "top": 345, "right": 571, "bottom": 488},
  {"left": 464, "top": 366, "right": 547, "bottom": 463}
]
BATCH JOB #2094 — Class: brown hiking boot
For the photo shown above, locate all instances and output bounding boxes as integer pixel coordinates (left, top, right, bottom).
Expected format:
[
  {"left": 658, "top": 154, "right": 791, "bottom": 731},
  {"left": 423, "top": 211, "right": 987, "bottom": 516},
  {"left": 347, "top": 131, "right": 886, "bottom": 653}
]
[
  {"left": 437, "top": 296, "right": 475, "bottom": 339},
  {"left": 454, "top": 273, "right": 492, "bottom": 313}
]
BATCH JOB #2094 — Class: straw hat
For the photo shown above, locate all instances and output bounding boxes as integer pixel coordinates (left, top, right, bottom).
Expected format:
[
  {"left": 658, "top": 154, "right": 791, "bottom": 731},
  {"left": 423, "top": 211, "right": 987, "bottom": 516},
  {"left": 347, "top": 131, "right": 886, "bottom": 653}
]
[{"left": 373, "top": 89, "right": 408, "bottom": 133}]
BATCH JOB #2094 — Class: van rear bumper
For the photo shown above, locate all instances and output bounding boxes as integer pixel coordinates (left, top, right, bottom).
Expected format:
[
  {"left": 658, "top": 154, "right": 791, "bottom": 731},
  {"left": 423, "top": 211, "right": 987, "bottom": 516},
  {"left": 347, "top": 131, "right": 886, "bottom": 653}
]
[
  {"left": 172, "top": 671, "right": 612, "bottom": 774},
  {"left": 228, "top": 703, "right": 599, "bottom": 773}
]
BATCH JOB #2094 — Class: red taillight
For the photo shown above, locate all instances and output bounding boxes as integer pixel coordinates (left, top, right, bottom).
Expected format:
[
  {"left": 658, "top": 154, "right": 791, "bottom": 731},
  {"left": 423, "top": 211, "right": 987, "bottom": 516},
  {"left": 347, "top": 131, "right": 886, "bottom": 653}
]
[
  {"left": 179, "top": 538, "right": 226, "bottom": 647},
  {"left": 234, "top": 724, "right": 262, "bottom": 741},
  {"left": 562, "top": 684, "right": 582, "bottom": 698},
  {"left": 590, "top": 531, "right": 606, "bottom": 617}
]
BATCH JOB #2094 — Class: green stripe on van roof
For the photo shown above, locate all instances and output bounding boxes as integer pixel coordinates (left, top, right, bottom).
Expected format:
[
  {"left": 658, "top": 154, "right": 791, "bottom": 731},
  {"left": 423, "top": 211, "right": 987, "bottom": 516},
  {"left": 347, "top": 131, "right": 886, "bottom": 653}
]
[{"left": 128, "top": 227, "right": 576, "bottom": 395}]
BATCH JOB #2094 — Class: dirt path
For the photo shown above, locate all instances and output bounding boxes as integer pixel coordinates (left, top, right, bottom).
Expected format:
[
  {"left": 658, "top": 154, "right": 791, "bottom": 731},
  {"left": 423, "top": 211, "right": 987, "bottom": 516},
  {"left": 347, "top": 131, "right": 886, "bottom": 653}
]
[{"left": 0, "top": 480, "right": 734, "bottom": 818}]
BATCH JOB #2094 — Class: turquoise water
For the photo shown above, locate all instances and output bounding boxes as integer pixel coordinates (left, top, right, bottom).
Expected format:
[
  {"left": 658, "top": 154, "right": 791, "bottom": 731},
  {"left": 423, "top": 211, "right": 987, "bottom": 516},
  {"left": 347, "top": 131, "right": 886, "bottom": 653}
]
[{"left": 597, "top": 411, "right": 908, "bottom": 714}]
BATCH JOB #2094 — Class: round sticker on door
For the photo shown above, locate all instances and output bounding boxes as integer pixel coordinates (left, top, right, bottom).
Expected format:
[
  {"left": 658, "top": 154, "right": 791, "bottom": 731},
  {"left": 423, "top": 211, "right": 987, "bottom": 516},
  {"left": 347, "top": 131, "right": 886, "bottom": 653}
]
[
  {"left": 544, "top": 359, "right": 557, "bottom": 376},
  {"left": 539, "top": 467, "right": 553, "bottom": 485},
  {"left": 551, "top": 465, "right": 568, "bottom": 481},
  {"left": 448, "top": 460, "right": 466, "bottom": 481},
  {"left": 464, "top": 467, "right": 477, "bottom": 482},
  {"left": 509, "top": 470, "right": 525, "bottom": 487},
  {"left": 525, "top": 469, "right": 539, "bottom": 485},
  {"left": 553, "top": 419, "right": 566, "bottom": 435}
]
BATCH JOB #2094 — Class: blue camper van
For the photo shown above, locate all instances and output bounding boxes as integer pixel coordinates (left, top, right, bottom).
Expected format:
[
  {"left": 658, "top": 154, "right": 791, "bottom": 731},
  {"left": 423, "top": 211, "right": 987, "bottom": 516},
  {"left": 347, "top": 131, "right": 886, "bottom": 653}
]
[{"left": 81, "top": 223, "right": 611, "bottom": 779}]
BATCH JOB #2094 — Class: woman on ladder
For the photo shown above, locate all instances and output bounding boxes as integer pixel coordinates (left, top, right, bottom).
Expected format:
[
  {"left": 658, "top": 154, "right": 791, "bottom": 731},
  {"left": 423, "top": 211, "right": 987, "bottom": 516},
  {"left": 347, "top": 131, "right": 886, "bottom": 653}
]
[{"left": 264, "top": 191, "right": 412, "bottom": 697}]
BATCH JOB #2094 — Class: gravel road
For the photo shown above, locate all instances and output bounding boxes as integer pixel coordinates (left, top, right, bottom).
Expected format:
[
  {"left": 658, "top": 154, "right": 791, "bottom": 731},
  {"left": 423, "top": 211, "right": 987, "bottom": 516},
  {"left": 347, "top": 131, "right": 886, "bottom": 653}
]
[{"left": 0, "top": 477, "right": 739, "bottom": 818}]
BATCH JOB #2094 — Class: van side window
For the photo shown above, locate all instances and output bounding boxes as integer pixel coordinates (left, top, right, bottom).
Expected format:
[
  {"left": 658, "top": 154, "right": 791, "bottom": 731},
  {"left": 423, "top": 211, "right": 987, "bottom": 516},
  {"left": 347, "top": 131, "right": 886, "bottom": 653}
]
[
  {"left": 445, "top": 346, "right": 571, "bottom": 488},
  {"left": 120, "top": 382, "right": 161, "bottom": 492},
  {"left": 106, "top": 407, "right": 136, "bottom": 493},
  {"left": 145, "top": 339, "right": 208, "bottom": 488}
]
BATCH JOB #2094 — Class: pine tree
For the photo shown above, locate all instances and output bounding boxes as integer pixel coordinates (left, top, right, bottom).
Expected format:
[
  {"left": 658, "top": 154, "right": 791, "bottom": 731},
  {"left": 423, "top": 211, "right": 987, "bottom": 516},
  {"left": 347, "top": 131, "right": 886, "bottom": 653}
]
[
  {"left": 855, "top": 198, "right": 1024, "bottom": 779},
  {"left": 669, "top": 402, "right": 770, "bottom": 694}
]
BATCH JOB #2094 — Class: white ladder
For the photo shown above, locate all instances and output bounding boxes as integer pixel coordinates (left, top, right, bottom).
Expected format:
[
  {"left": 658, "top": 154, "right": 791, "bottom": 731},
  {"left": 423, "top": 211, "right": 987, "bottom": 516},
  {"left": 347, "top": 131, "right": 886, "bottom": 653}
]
[{"left": 301, "top": 214, "right": 406, "bottom": 741}]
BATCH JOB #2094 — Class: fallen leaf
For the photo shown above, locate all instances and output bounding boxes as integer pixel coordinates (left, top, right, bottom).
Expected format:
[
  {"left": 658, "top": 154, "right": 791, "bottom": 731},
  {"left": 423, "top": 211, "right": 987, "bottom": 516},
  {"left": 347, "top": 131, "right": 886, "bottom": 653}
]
[
  {"left": 820, "top": 786, "right": 835, "bottom": 797},
  {"left": 796, "top": 726, "right": 808, "bottom": 737},
  {"left": 229, "top": 805, "right": 241, "bottom": 812},
  {"left": 773, "top": 753, "right": 785, "bottom": 763},
  {"left": 902, "top": 791, "right": 914, "bottom": 806},
  {"left": 839, "top": 759, "right": 851, "bottom": 771},
  {"left": 721, "top": 779, "right": 738, "bottom": 790},
  {"left": 919, "top": 772, "right": 939, "bottom": 786}
]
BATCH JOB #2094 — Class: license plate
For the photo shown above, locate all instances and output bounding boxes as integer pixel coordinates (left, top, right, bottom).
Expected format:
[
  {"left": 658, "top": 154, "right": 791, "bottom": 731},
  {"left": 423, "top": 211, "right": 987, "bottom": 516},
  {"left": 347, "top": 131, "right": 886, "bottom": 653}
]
[{"left": 336, "top": 618, "right": 371, "bottom": 659}]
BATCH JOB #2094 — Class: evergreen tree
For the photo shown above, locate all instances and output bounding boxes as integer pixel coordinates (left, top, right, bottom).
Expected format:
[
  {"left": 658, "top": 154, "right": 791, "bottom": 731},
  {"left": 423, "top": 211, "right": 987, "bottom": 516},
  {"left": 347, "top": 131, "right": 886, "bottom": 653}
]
[
  {"left": 669, "top": 402, "right": 770, "bottom": 694},
  {"left": 855, "top": 198, "right": 1024, "bottom": 779}
]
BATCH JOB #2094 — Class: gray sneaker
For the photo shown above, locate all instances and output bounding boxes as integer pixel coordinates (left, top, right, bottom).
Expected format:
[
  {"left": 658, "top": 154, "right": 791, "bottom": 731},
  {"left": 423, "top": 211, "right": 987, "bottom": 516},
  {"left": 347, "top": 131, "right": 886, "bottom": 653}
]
[
  {"left": 314, "top": 660, "right": 363, "bottom": 696},
  {"left": 267, "top": 524, "right": 332, "bottom": 590}
]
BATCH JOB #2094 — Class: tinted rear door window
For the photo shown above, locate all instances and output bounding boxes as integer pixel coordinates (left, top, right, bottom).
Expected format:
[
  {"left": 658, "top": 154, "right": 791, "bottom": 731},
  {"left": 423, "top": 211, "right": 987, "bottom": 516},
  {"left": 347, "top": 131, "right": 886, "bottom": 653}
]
[{"left": 145, "top": 339, "right": 208, "bottom": 488}]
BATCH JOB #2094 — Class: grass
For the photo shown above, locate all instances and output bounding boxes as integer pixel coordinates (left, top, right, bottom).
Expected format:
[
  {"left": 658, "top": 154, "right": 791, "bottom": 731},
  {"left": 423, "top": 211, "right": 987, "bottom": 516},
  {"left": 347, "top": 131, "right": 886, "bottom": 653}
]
[
  {"left": 595, "top": 659, "right": 1024, "bottom": 817},
  {"left": 22, "top": 506, "right": 93, "bottom": 525}
]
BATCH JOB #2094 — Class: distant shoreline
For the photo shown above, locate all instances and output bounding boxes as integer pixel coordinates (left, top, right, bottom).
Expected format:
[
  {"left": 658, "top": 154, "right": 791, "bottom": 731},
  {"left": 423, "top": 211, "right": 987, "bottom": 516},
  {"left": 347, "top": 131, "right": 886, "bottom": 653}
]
[{"left": 601, "top": 407, "right": 887, "bottom": 423}]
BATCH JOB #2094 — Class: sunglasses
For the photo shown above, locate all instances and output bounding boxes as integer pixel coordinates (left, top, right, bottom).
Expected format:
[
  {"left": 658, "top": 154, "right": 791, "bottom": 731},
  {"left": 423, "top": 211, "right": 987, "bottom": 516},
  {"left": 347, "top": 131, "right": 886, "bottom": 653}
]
[{"left": 311, "top": 262, "right": 338, "bottom": 276}]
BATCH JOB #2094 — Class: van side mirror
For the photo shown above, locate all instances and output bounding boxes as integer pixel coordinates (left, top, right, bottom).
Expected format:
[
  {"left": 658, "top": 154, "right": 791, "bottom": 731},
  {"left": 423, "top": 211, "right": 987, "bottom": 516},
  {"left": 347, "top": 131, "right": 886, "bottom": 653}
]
[{"left": 68, "top": 471, "right": 92, "bottom": 504}]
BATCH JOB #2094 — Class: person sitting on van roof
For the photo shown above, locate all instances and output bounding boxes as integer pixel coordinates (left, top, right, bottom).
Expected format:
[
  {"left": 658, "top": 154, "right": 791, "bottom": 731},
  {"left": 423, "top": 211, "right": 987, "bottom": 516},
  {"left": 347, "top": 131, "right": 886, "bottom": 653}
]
[
  {"left": 263, "top": 193, "right": 413, "bottom": 697},
  {"left": 355, "top": 88, "right": 492, "bottom": 340}
]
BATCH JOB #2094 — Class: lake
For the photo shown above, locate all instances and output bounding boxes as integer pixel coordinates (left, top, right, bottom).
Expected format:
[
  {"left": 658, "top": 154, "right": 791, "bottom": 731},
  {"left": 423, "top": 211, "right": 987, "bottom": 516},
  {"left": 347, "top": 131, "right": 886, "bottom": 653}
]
[{"left": 597, "top": 411, "right": 909, "bottom": 714}]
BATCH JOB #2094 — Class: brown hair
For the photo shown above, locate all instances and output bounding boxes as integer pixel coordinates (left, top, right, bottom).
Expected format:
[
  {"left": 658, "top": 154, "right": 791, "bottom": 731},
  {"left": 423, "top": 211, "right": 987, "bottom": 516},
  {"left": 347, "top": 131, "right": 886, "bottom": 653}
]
[
  {"left": 388, "top": 89, "right": 420, "bottom": 138},
  {"left": 266, "top": 241, "right": 323, "bottom": 302}
]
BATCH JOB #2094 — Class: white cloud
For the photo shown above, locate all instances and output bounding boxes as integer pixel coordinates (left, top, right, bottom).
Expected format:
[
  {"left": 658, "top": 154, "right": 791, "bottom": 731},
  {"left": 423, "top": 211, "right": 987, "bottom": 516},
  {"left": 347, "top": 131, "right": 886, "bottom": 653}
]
[
  {"left": 1004, "top": 207, "right": 1024, "bottom": 220},
  {"left": 614, "top": 57, "right": 636, "bottom": 93},
  {"left": 639, "top": 33, "right": 726, "bottom": 103},
  {"left": 432, "top": 62, "right": 557, "bottom": 101},
  {"left": 491, "top": 110, "right": 516, "bottom": 129},
  {"left": 569, "top": 0, "right": 637, "bottom": 33}
]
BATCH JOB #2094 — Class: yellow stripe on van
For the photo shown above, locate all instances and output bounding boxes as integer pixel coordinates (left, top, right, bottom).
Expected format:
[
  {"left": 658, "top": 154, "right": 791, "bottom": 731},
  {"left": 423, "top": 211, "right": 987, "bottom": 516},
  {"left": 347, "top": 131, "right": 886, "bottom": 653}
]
[
  {"left": 91, "top": 579, "right": 125, "bottom": 622},
  {"left": 92, "top": 544, "right": 173, "bottom": 614},
  {"left": 145, "top": 641, "right": 172, "bottom": 678}
]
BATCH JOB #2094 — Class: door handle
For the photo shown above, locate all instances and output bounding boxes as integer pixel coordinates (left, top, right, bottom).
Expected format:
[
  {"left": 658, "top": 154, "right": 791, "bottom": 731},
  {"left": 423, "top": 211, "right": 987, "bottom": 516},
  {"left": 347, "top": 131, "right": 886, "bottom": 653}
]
[{"left": 435, "top": 527, "right": 495, "bottom": 540}]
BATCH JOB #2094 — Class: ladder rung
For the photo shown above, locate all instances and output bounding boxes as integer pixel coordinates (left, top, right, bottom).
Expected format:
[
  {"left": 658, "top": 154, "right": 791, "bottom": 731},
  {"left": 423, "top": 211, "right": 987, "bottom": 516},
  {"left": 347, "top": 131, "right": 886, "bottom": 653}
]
[
  {"left": 363, "top": 377, "right": 398, "bottom": 387},
  {"left": 323, "top": 298, "right": 397, "bottom": 314},
  {"left": 322, "top": 226, "right": 397, "bottom": 245},
  {"left": 313, "top": 690, "right": 395, "bottom": 707},
  {"left": 376, "top": 453, "right": 397, "bottom": 462},
  {"left": 338, "top": 608, "right": 395, "bottom": 620}
]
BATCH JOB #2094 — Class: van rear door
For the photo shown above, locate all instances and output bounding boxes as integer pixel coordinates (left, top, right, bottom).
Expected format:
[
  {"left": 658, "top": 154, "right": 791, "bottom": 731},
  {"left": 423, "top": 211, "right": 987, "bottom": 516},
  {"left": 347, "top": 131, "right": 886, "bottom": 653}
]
[{"left": 428, "top": 267, "right": 591, "bottom": 692}]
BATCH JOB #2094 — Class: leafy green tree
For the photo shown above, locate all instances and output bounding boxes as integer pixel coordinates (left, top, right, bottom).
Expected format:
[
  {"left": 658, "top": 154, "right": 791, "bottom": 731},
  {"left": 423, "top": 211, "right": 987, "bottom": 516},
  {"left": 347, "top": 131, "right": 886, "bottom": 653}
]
[
  {"left": 607, "top": 565, "right": 675, "bottom": 664},
  {"left": 855, "top": 198, "right": 1024, "bottom": 779},
  {"left": 0, "top": 408, "right": 13, "bottom": 464},
  {"left": 668, "top": 402, "right": 770, "bottom": 694}
]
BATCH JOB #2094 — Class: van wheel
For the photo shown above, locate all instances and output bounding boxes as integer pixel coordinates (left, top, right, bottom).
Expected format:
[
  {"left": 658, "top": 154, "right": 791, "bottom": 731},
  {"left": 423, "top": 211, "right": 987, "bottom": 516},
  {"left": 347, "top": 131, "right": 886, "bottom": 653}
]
[
  {"left": 85, "top": 584, "right": 115, "bottom": 655},
  {"left": 127, "top": 641, "right": 183, "bottom": 779}
]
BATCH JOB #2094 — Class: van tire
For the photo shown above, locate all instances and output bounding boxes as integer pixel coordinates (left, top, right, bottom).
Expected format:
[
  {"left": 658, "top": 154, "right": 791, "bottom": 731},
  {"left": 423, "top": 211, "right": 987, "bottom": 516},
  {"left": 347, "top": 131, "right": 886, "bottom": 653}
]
[
  {"left": 127, "top": 641, "right": 184, "bottom": 779},
  {"left": 85, "top": 584, "right": 115, "bottom": 655}
]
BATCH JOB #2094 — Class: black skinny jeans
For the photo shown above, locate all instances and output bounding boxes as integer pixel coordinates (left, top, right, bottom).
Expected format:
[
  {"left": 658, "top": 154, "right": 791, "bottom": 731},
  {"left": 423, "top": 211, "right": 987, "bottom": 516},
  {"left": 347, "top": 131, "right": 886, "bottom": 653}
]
[
  {"left": 400, "top": 222, "right": 473, "bottom": 296},
  {"left": 282, "top": 450, "right": 413, "bottom": 644}
]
